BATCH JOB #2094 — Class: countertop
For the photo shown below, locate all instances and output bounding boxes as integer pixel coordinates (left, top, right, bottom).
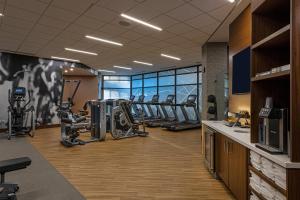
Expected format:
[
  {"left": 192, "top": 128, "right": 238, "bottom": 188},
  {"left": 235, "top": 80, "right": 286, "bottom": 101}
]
[{"left": 202, "top": 120, "right": 300, "bottom": 169}]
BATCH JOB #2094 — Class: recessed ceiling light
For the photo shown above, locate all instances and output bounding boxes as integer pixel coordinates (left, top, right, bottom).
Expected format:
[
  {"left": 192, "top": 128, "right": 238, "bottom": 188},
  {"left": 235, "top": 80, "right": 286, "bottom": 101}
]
[
  {"left": 51, "top": 56, "right": 80, "bottom": 62},
  {"left": 98, "top": 69, "right": 116, "bottom": 73},
  {"left": 120, "top": 13, "right": 162, "bottom": 31},
  {"left": 113, "top": 65, "right": 132, "bottom": 70},
  {"left": 64, "top": 70, "right": 68, "bottom": 73},
  {"left": 0, "top": 13, "right": 4, "bottom": 17},
  {"left": 161, "top": 53, "right": 181, "bottom": 61},
  {"left": 228, "top": 0, "right": 235, "bottom": 3},
  {"left": 85, "top": 35, "right": 123, "bottom": 46},
  {"left": 65, "top": 48, "right": 98, "bottom": 56},
  {"left": 70, "top": 68, "right": 74, "bottom": 71},
  {"left": 133, "top": 60, "right": 153, "bottom": 66}
]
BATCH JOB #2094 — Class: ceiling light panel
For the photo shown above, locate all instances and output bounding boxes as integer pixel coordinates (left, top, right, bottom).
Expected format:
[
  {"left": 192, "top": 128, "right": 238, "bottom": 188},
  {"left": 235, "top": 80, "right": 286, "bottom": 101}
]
[
  {"left": 98, "top": 69, "right": 116, "bottom": 73},
  {"left": 113, "top": 65, "right": 132, "bottom": 70},
  {"left": 133, "top": 60, "right": 153, "bottom": 66},
  {"left": 120, "top": 13, "right": 162, "bottom": 31},
  {"left": 85, "top": 35, "right": 123, "bottom": 46},
  {"left": 161, "top": 53, "right": 181, "bottom": 61},
  {"left": 65, "top": 48, "right": 98, "bottom": 56},
  {"left": 51, "top": 56, "right": 80, "bottom": 62},
  {"left": 0, "top": 13, "right": 4, "bottom": 16}
]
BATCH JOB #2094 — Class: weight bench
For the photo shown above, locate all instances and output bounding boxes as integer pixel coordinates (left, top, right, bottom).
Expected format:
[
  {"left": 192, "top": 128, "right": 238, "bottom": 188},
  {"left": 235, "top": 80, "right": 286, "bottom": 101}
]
[{"left": 0, "top": 157, "right": 31, "bottom": 200}]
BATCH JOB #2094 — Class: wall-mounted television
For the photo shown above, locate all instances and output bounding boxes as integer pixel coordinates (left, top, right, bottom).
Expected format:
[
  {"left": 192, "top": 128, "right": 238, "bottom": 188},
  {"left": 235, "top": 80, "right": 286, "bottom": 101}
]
[{"left": 232, "top": 47, "right": 251, "bottom": 94}]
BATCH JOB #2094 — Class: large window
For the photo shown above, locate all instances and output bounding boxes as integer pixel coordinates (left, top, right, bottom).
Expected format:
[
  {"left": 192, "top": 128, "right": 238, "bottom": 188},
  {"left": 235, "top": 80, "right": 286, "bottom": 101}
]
[
  {"left": 101, "top": 66, "right": 203, "bottom": 119},
  {"left": 102, "top": 76, "right": 131, "bottom": 99}
]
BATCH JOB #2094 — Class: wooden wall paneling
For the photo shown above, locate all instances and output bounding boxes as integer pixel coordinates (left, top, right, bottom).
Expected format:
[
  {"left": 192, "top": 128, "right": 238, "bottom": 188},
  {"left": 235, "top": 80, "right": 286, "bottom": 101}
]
[
  {"left": 63, "top": 75, "right": 98, "bottom": 113},
  {"left": 228, "top": 5, "right": 251, "bottom": 113},
  {"left": 287, "top": 169, "right": 300, "bottom": 199},
  {"left": 291, "top": 0, "right": 300, "bottom": 162}
]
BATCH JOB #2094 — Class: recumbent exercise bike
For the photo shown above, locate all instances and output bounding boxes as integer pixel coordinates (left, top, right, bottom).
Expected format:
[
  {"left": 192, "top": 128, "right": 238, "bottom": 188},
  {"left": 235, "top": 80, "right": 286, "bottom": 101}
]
[{"left": 7, "top": 87, "right": 36, "bottom": 140}]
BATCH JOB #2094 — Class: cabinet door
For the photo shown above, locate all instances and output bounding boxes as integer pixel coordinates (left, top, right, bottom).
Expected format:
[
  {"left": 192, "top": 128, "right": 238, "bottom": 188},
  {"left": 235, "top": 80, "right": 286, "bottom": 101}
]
[
  {"left": 228, "top": 139, "right": 248, "bottom": 200},
  {"left": 215, "top": 133, "right": 229, "bottom": 185}
]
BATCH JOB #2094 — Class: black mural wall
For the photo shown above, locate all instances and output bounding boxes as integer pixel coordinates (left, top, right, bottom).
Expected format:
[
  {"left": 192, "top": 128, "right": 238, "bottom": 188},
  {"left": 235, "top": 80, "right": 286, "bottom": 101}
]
[{"left": 0, "top": 52, "right": 92, "bottom": 127}]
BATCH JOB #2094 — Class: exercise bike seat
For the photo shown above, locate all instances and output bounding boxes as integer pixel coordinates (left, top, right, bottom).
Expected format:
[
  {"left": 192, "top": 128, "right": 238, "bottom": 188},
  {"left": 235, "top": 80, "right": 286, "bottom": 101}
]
[{"left": 0, "top": 157, "right": 31, "bottom": 175}]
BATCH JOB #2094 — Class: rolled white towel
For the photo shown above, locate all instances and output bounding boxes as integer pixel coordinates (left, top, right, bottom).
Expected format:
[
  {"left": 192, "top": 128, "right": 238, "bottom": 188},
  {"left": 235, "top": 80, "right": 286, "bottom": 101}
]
[
  {"left": 250, "top": 193, "right": 260, "bottom": 200},
  {"left": 261, "top": 181, "right": 276, "bottom": 200},
  {"left": 274, "top": 190, "right": 287, "bottom": 200},
  {"left": 274, "top": 177, "right": 287, "bottom": 190}
]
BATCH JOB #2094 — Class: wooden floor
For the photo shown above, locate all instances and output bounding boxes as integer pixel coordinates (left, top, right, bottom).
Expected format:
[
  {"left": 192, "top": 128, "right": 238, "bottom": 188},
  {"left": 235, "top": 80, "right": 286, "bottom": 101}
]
[{"left": 29, "top": 127, "right": 234, "bottom": 200}]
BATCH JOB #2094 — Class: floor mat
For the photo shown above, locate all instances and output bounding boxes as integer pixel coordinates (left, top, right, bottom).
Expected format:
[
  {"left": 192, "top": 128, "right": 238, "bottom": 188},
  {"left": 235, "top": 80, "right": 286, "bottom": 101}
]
[{"left": 0, "top": 134, "right": 85, "bottom": 200}]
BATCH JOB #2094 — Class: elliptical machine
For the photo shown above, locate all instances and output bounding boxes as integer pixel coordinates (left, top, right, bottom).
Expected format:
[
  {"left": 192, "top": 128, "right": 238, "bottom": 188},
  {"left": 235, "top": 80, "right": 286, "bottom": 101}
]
[{"left": 7, "top": 87, "right": 36, "bottom": 140}]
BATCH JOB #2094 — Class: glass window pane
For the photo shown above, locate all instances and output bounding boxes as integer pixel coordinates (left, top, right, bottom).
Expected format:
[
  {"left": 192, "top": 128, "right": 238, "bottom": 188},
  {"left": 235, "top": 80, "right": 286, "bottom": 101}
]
[
  {"left": 158, "top": 86, "right": 175, "bottom": 102},
  {"left": 144, "top": 87, "right": 157, "bottom": 102},
  {"left": 176, "top": 73, "right": 197, "bottom": 85},
  {"left": 104, "top": 80, "right": 130, "bottom": 88},
  {"left": 132, "top": 88, "right": 143, "bottom": 98},
  {"left": 144, "top": 73, "right": 157, "bottom": 78},
  {"left": 159, "top": 76, "right": 175, "bottom": 86},
  {"left": 198, "top": 85, "right": 202, "bottom": 112},
  {"left": 144, "top": 77, "right": 157, "bottom": 87},
  {"left": 176, "top": 66, "right": 197, "bottom": 74},
  {"left": 132, "top": 79, "right": 142, "bottom": 88},
  {"left": 104, "top": 89, "right": 130, "bottom": 99},
  {"left": 132, "top": 75, "right": 142, "bottom": 80},
  {"left": 159, "top": 70, "right": 175, "bottom": 76}
]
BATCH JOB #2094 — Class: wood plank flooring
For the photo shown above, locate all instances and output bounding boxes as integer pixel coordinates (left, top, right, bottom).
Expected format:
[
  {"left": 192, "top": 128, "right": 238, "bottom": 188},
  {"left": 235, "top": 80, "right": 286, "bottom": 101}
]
[{"left": 29, "top": 127, "right": 234, "bottom": 200}]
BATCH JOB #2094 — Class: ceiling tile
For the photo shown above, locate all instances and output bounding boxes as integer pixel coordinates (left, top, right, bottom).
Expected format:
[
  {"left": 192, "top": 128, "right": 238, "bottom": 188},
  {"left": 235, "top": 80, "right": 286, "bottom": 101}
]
[
  {"left": 167, "top": 4, "right": 202, "bottom": 21},
  {"left": 125, "top": 4, "right": 162, "bottom": 20},
  {"left": 52, "top": 0, "right": 97, "bottom": 13},
  {"left": 148, "top": 15, "right": 179, "bottom": 29},
  {"left": 181, "top": 30, "right": 208, "bottom": 41},
  {"left": 44, "top": 6, "right": 79, "bottom": 22},
  {"left": 120, "top": 31, "right": 144, "bottom": 41},
  {"left": 185, "top": 14, "right": 218, "bottom": 29},
  {"left": 5, "top": 5, "right": 40, "bottom": 22},
  {"left": 99, "top": 0, "right": 139, "bottom": 13},
  {"left": 85, "top": 6, "right": 117, "bottom": 23},
  {"left": 7, "top": 0, "right": 48, "bottom": 14},
  {"left": 188, "top": 0, "right": 229, "bottom": 12},
  {"left": 98, "top": 24, "right": 128, "bottom": 37},
  {"left": 199, "top": 22, "right": 219, "bottom": 35},
  {"left": 140, "top": 0, "right": 184, "bottom": 13},
  {"left": 209, "top": 4, "right": 234, "bottom": 21},
  {"left": 39, "top": 16, "right": 70, "bottom": 29},
  {"left": 75, "top": 16, "right": 105, "bottom": 30},
  {"left": 166, "top": 22, "right": 195, "bottom": 35}
]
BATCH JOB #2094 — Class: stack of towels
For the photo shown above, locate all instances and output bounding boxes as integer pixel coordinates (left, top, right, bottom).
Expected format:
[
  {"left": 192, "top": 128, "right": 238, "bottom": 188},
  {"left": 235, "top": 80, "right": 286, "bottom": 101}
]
[
  {"left": 250, "top": 151, "right": 286, "bottom": 190},
  {"left": 249, "top": 171, "right": 286, "bottom": 200}
]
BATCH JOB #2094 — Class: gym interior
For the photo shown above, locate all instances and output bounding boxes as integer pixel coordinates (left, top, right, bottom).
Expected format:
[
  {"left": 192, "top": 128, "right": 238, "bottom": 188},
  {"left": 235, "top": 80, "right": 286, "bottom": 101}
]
[{"left": 0, "top": 0, "right": 299, "bottom": 199}]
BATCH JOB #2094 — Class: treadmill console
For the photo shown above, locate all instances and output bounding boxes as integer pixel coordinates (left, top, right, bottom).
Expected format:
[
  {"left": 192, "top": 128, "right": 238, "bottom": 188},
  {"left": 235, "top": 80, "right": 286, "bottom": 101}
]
[
  {"left": 166, "top": 95, "right": 175, "bottom": 104},
  {"left": 152, "top": 95, "right": 159, "bottom": 103},
  {"left": 187, "top": 95, "right": 197, "bottom": 105},
  {"left": 138, "top": 95, "right": 145, "bottom": 102}
]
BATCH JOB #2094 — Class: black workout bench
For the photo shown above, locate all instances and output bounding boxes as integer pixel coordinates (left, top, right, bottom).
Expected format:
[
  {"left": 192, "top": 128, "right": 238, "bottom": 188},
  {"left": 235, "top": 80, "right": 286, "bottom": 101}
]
[{"left": 0, "top": 157, "right": 31, "bottom": 200}]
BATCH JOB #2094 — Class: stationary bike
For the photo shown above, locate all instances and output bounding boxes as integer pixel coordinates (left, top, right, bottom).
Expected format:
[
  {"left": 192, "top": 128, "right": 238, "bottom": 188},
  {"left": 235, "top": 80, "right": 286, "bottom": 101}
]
[{"left": 7, "top": 87, "right": 36, "bottom": 140}]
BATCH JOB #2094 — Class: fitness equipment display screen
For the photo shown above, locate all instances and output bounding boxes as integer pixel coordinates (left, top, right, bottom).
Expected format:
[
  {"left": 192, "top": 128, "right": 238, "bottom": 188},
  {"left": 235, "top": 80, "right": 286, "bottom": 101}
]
[{"left": 14, "top": 87, "right": 26, "bottom": 96}]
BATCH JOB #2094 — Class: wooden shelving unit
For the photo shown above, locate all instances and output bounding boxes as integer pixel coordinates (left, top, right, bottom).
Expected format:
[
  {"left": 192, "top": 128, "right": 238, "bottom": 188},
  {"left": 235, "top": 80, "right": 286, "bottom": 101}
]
[
  {"left": 251, "top": 70, "right": 290, "bottom": 82},
  {"left": 249, "top": 0, "right": 300, "bottom": 199}
]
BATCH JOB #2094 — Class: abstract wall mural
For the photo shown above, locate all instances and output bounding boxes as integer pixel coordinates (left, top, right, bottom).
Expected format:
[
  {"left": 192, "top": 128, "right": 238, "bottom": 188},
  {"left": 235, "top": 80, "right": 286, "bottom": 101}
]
[{"left": 0, "top": 52, "right": 93, "bottom": 127}]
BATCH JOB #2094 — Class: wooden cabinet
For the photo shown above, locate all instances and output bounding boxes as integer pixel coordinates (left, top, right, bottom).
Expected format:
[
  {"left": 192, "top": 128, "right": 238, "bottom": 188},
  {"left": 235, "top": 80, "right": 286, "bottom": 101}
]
[{"left": 215, "top": 133, "right": 248, "bottom": 200}]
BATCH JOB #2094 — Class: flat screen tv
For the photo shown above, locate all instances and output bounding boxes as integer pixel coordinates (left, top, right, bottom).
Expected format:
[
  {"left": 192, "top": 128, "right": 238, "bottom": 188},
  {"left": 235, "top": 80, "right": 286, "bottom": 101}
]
[{"left": 232, "top": 47, "right": 251, "bottom": 94}]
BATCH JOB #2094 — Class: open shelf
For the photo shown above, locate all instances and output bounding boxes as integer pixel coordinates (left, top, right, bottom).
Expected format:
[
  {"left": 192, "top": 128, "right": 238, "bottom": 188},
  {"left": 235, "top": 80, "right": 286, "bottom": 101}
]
[
  {"left": 252, "top": 25, "right": 290, "bottom": 50},
  {"left": 251, "top": 70, "right": 290, "bottom": 82},
  {"left": 252, "top": 0, "right": 290, "bottom": 15},
  {"left": 249, "top": 165, "right": 287, "bottom": 196}
]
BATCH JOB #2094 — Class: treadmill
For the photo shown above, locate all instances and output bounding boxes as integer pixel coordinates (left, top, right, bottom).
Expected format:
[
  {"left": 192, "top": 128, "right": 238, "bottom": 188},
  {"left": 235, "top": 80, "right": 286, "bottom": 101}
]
[
  {"left": 164, "top": 94, "right": 201, "bottom": 131},
  {"left": 144, "top": 95, "right": 161, "bottom": 121},
  {"left": 146, "top": 95, "right": 178, "bottom": 127},
  {"left": 132, "top": 95, "right": 147, "bottom": 118}
]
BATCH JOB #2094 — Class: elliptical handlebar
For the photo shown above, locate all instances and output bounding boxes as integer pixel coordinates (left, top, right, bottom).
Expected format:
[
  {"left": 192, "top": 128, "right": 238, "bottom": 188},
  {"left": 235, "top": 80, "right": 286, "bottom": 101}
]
[{"left": 23, "top": 90, "right": 32, "bottom": 109}]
